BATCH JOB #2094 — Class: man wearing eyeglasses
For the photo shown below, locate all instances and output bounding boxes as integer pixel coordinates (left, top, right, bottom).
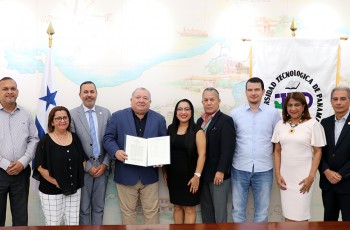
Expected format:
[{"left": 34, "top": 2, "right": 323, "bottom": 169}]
[
  {"left": 0, "top": 77, "right": 39, "bottom": 226},
  {"left": 70, "top": 81, "right": 111, "bottom": 225},
  {"left": 197, "top": 87, "right": 236, "bottom": 223},
  {"left": 103, "top": 87, "right": 167, "bottom": 225}
]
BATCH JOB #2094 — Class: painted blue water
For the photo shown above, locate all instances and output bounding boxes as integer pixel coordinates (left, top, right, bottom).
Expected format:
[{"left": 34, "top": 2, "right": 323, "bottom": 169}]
[{"left": 5, "top": 37, "right": 219, "bottom": 87}]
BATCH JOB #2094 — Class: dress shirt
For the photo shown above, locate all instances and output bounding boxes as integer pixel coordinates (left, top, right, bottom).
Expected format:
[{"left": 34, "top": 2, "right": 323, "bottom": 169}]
[
  {"left": 132, "top": 110, "right": 148, "bottom": 137},
  {"left": 334, "top": 110, "right": 350, "bottom": 144},
  {"left": 201, "top": 110, "right": 219, "bottom": 132},
  {"left": 83, "top": 105, "right": 101, "bottom": 154},
  {"left": 231, "top": 103, "right": 280, "bottom": 172},
  {"left": 0, "top": 104, "right": 39, "bottom": 170}
]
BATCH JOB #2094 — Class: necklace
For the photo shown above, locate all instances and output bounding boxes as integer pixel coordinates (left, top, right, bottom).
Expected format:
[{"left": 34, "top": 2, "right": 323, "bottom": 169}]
[
  {"left": 54, "top": 131, "right": 69, "bottom": 146},
  {"left": 288, "top": 119, "right": 302, "bottom": 134}
]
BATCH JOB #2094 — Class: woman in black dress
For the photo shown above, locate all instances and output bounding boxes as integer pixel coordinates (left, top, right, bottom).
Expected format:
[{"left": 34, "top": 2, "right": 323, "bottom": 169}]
[
  {"left": 34, "top": 106, "right": 87, "bottom": 225},
  {"left": 164, "top": 99, "right": 206, "bottom": 224}
]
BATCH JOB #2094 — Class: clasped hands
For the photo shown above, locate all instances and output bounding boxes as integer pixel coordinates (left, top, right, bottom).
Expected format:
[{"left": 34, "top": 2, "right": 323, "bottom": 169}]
[
  {"left": 324, "top": 169, "right": 342, "bottom": 184},
  {"left": 88, "top": 164, "right": 107, "bottom": 177},
  {"left": 6, "top": 161, "right": 24, "bottom": 175}
]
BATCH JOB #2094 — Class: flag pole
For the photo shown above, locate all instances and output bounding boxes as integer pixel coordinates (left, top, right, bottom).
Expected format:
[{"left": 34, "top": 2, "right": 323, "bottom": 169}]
[
  {"left": 47, "top": 22, "right": 55, "bottom": 48},
  {"left": 290, "top": 18, "right": 297, "bottom": 37},
  {"left": 32, "top": 22, "right": 57, "bottom": 187},
  {"left": 35, "top": 22, "right": 58, "bottom": 139},
  {"left": 241, "top": 18, "right": 348, "bottom": 41}
]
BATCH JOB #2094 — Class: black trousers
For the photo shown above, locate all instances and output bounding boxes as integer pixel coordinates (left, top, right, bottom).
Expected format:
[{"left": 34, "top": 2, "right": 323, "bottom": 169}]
[
  {"left": 322, "top": 188, "right": 350, "bottom": 221},
  {"left": 0, "top": 166, "right": 30, "bottom": 226}
]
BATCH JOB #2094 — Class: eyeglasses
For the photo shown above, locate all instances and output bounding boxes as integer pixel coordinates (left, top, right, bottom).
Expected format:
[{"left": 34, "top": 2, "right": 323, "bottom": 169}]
[
  {"left": 54, "top": 116, "right": 69, "bottom": 122},
  {"left": 177, "top": 107, "right": 191, "bottom": 112}
]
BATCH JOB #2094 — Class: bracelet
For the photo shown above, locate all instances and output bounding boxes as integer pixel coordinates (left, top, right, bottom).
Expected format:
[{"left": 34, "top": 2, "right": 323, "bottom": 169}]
[{"left": 194, "top": 172, "right": 201, "bottom": 178}]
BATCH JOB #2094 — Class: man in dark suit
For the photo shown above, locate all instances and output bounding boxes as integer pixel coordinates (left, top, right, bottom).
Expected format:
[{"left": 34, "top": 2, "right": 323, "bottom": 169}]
[
  {"left": 197, "top": 87, "right": 236, "bottom": 223},
  {"left": 103, "top": 87, "right": 167, "bottom": 225},
  {"left": 70, "top": 81, "right": 111, "bottom": 225},
  {"left": 320, "top": 86, "right": 350, "bottom": 221}
]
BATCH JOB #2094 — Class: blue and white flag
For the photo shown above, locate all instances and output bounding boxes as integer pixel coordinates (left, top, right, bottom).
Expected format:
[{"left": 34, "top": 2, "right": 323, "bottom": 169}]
[{"left": 35, "top": 47, "right": 58, "bottom": 138}]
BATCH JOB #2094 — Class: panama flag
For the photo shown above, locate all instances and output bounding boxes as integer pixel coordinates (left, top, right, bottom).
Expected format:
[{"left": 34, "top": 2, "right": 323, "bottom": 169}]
[{"left": 35, "top": 47, "right": 58, "bottom": 139}]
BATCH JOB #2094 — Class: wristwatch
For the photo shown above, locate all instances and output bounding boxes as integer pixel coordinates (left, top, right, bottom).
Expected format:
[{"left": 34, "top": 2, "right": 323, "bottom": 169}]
[{"left": 194, "top": 172, "right": 201, "bottom": 178}]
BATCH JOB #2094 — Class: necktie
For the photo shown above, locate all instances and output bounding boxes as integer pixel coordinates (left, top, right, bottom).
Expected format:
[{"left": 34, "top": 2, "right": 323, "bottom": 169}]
[{"left": 88, "top": 110, "right": 99, "bottom": 157}]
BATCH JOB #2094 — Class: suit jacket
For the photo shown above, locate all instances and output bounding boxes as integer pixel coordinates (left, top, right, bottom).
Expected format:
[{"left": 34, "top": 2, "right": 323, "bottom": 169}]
[
  {"left": 70, "top": 105, "right": 111, "bottom": 174},
  {"left": 103, "top": 107, "right": 167, "bottom": 186},
  {"left": 197, "top": 110, "right": 236, "bottom": 183},
  {"left": 319, "top": 113, "right": 350, "bottom": 193}
]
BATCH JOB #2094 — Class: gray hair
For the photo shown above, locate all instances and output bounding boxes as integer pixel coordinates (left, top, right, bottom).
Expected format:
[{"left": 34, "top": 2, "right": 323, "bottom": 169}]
[
  {"left": 202, "top": 87, "right": 220, "bottom": 99},
  {"left": 330, "top": 86, "right": 350, "bottom": 100},
  {"left": 131, "top": 87, "right": 151, "bottom": 99}
]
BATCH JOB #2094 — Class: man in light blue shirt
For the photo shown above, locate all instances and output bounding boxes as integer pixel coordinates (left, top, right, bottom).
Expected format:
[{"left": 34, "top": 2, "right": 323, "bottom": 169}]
[
  {"left": 0, "top": 77, "right": 39, "bottom": 226},
  {"left": 231, "top": 77, "right": 280, "bottom": 222}
]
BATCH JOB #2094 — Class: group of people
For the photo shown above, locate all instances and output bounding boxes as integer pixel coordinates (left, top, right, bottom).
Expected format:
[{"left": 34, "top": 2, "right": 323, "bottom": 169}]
[
  {"left": 0, "top": 76, "right": 349, "bottom": 227},
  {"left": 230, "top": 78, "right": 349, "bottom": 223}
]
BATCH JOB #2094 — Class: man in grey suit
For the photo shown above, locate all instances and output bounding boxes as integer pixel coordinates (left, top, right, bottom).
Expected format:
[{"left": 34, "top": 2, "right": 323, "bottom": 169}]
[{"left": 70, "top": 81, "right": 111, "bottom": 225}]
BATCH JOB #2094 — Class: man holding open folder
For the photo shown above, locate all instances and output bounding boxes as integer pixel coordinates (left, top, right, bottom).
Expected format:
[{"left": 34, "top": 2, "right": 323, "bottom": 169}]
[{"left": 103, "top": 87, "right": 167, "bottom": 225}]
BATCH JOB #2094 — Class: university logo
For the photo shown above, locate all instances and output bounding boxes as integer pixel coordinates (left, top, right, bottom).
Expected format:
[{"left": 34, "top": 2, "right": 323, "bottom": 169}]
[{"left": 264, "top": 70, "right": 324, "bottom": 121}]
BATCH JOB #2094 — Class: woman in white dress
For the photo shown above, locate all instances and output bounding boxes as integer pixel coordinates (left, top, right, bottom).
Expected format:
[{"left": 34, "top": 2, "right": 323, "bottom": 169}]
[{"left": 272, "top": 92, "right": 326, "bottom": 221}]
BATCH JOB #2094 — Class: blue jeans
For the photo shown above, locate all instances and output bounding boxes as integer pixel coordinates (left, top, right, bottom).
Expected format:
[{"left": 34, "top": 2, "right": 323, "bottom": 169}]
[{"left": 231, "top": 167, "right": 273, "bottom": 222}]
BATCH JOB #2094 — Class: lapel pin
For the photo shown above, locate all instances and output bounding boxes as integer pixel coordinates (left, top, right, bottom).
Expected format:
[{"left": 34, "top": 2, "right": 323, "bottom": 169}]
[
  {"left": 348, "top": 122, "right": 350, "bottom": 125},
  {"left": 100, "top": 112, "right": 102, "bottom": 115}
]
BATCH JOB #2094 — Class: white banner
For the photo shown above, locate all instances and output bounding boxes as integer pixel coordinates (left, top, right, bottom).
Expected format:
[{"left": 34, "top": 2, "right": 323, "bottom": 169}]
[{"left": 252, "top": 38, "right": 339, "bottom": 121}]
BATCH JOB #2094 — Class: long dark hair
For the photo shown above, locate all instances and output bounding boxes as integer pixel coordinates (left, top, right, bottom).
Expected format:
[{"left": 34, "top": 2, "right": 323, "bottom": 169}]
[
  {"left": 168, "top": 99, "right": 197, "bottom": 169},
  {"left": 169, "top": 99, "right": 195, "bottom": 134},
  {"left": 282, "top": 92, "right": 311, "bottom": 123}
]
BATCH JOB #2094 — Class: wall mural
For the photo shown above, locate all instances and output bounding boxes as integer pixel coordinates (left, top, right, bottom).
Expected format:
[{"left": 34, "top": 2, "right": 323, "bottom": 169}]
[{"left": 2, "top": 0, "right": 350, "bottom": 225}]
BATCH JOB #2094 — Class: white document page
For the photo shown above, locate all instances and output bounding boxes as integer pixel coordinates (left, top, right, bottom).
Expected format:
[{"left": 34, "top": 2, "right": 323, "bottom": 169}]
[
  {"left": 124, "top": 135, "right": 170, "bottom": 167},
  {"left": 147, "top": 136, "right": 170, "bottom": 166},
  {"left": 124, "top": 135, "right": 148, "bottom": 167}
]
